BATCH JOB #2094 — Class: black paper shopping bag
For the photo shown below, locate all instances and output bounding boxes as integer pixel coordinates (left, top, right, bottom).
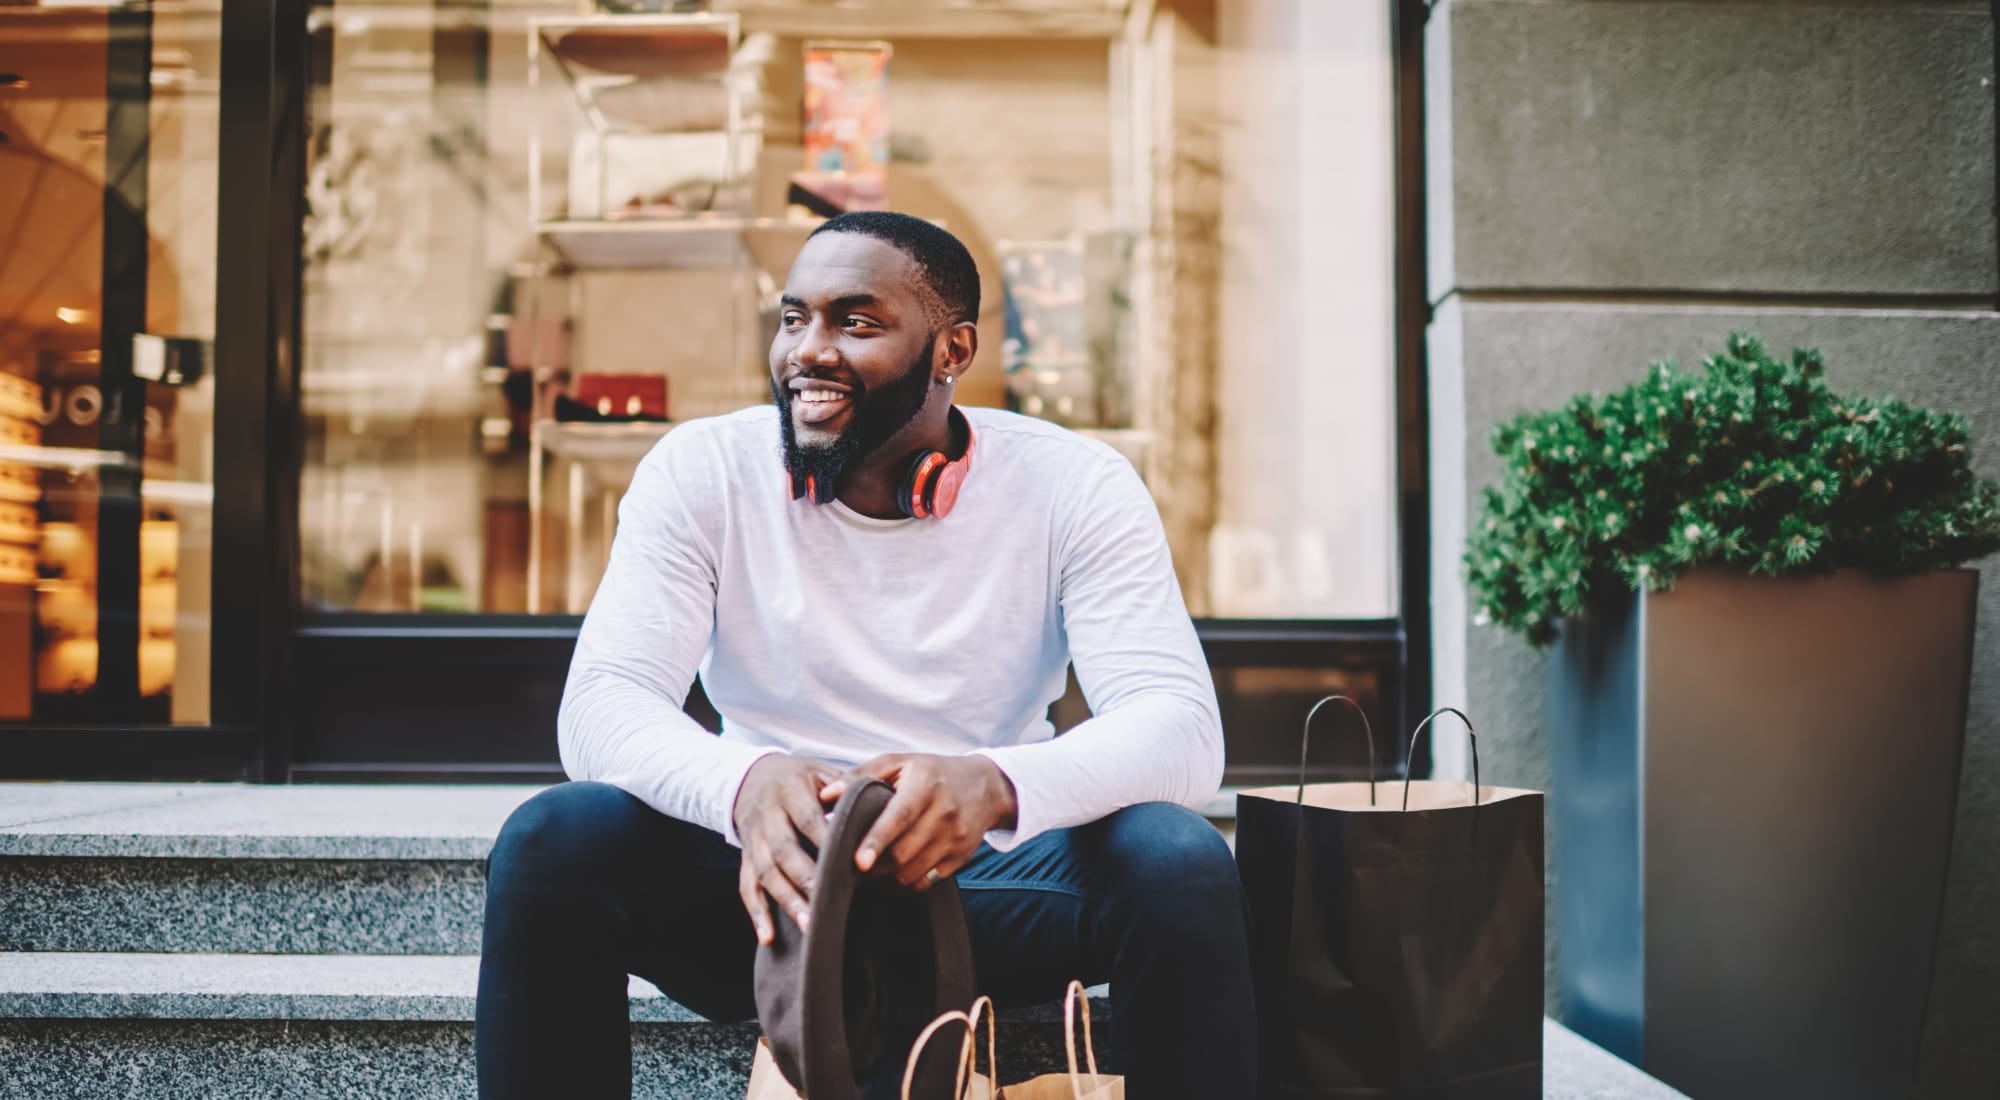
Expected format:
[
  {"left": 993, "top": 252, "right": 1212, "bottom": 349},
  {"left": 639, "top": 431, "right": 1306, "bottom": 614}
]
[{"left": 1236, "top": 698, "right": 1545, "bottom": 1099}]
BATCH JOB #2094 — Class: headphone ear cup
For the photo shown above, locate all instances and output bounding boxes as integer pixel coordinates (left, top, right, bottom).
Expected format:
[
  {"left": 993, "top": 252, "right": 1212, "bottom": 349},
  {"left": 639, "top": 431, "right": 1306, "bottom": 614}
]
[
  {"left": 928, "top": 457, "right": 969, "bottom": 519},
  {"left": 901, "top": 452, "right": 944, "bottom": 519}
]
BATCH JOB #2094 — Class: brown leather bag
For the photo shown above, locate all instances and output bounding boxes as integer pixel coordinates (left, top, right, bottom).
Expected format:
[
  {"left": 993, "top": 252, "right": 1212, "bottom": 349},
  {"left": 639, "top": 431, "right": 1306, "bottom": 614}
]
[{"left": 753, "top": 779, "right": 978, "bottom": 1100}]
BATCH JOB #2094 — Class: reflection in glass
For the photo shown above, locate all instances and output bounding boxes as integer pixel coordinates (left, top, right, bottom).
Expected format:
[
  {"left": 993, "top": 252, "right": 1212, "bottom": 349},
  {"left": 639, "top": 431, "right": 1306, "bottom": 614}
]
[
  {"left": 0, "top": 0, "right": 217, "bottom": 724},
  {"left": 299, "top": 0, "right": 1398, "bottom": 620}
]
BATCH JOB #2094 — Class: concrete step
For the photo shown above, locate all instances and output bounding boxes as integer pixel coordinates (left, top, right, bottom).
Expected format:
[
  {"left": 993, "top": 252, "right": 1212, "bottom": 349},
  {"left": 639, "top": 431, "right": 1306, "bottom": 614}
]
[
  {"left": 0, "top": 783, "right": 1246, "bottom": 955},
  {"left": 0, "top": 784, "right": 533, "bottom": 954},
  {"left": 0, "top": 785, "right": 1687, "bottom": 1098},
  {"left": 0, "top": 952, "right": 1683, "bottom": 1100},
  {"left": 0, "top": 952, "right": 1107, "bottom": 1100}
]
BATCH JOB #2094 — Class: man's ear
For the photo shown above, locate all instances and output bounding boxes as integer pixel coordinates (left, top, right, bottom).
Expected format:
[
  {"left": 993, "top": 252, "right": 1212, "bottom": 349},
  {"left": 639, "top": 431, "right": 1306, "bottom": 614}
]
[{"left": 940, "top": 321, "right": 978, "bottom": 373}]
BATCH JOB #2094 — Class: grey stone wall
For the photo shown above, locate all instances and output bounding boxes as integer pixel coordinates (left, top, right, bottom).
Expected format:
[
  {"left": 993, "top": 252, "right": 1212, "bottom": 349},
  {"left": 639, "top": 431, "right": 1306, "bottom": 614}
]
[{"left": 1424, "top": 2, "right": 1999, "bottom": 1096}]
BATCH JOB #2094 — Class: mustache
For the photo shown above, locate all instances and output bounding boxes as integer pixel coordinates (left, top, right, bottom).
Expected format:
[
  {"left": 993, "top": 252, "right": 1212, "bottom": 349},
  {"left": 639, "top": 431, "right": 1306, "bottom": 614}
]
[{"left": 776, "top": 371, "right": 865, "bottom": 405}]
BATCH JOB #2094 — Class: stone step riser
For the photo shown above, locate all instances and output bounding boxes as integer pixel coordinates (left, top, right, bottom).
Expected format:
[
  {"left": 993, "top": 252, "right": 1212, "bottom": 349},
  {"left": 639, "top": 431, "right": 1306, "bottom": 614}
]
[
  {"left": 0, "top": 1018, "right": 1091, "bottom": 1100},
  {"left": 0, "top": 856, "right": 486, "bottom": 955}
]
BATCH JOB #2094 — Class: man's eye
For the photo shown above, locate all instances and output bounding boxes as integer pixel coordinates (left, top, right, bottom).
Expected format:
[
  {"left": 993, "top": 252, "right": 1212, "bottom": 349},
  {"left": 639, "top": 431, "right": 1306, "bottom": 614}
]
[
  {"left": 781, "top": 314, "right": 804, "bottom": 328},
  {"left": 843, "top": 316, "right": 877, "bottom": 330}
]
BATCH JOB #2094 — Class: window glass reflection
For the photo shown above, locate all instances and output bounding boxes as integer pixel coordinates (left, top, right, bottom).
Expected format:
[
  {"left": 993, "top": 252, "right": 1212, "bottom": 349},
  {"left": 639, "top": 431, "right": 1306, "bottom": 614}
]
[
  {"left": 0, "top": 0, "right": 218, "bottom": 724},
  {"left": 300, "top": 0, "right": 1397, "bottom": 620}
]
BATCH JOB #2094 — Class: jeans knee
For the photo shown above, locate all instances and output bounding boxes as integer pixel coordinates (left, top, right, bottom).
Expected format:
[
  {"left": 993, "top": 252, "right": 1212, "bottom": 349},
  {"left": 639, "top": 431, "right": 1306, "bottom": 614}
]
[
  {"left": 488, "top": 781, "right": 644, "bottom": 892},
  {"left": 1098, "top": 803, "right": 1243, "bottom": 935}
]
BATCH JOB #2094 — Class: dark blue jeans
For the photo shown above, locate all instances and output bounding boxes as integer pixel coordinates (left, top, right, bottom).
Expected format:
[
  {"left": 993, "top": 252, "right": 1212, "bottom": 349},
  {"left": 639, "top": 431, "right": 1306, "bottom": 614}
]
[{"left": 476, "top": 781, "right": 1255, "bottom": 1099}]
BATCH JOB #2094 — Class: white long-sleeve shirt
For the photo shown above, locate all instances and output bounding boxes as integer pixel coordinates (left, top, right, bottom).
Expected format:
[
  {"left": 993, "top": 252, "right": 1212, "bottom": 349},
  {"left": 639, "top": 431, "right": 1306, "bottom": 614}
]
[{"left": 558, "top": 404, "right": 1223, "bottom": 850}]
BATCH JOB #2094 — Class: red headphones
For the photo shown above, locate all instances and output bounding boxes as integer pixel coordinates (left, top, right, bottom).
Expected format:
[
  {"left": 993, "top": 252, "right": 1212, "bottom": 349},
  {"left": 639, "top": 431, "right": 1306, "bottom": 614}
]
[{"left": 789, "top": 406, "right": 976, "bottom": 519}]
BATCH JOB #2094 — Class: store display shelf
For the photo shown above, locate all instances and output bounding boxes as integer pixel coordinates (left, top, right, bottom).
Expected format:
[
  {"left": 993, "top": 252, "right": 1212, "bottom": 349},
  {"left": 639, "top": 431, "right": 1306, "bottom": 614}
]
[
  {"left": 533, "top": 11, "right": 737, "bottom": 76},
  {"left": 723, "top": 0, "right": 1132, "bottom": 41},
  {"left": 533, "top": 420, "right": 676, "bottom": 495},
  {"left": 0, "top": 445, "right": 138, "bottom": 473},
  {"left": 536, "top": 216, "right": 818, "bottom": 270}
]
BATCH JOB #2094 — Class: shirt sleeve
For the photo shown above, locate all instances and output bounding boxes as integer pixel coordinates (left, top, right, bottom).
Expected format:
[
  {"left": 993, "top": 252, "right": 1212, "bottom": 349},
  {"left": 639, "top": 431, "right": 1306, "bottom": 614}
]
[
  {"left": 971, "top": 453, "right": 1224, "bottom": 850},
  {"left": 557, "top": 429, "right": 779, "bottom": 846}
]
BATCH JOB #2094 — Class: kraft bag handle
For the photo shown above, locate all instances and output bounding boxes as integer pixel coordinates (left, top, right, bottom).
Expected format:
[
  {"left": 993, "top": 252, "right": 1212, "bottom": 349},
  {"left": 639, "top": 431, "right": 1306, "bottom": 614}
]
[
  {"left": 1063, "top": 979, "right": 1105, "bottom": 1094},
  {"left": 900, "top": 1010, "right": 976, "bottom": 1100},
  {"left": 1401, "top": 706, "right": 1481, "bottom": 812},
  {"left": 965, "top": 995, "right": 997, "bottom": 1098},
  {"left": 1296, "top": 694, "right": 1378, "bottom": 807}
]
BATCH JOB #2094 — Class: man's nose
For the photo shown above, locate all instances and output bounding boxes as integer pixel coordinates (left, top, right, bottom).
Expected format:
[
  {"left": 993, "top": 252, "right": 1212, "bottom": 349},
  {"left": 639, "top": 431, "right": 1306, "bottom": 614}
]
[{"left": 791, "top": 318, "right": 842, "bottom": 367}]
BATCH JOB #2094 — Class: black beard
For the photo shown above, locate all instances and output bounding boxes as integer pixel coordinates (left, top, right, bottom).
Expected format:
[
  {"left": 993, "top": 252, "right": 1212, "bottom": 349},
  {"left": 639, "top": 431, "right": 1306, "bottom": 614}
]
[{"left": 774, "top": 339, "right": 937, "bottom": 503}]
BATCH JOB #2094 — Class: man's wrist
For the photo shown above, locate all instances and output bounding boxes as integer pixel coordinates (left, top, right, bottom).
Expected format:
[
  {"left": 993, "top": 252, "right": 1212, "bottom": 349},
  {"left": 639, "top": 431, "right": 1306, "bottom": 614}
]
[
  {"left": 980, "top": 755, "right": 1019, "bottom": 831},
  {"left": 725, "top": 747, "right": 785, "bottom": 846}
]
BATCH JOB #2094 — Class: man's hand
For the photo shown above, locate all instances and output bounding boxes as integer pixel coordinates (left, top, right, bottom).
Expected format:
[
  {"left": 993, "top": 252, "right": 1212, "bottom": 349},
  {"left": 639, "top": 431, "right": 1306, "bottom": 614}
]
[
  {"left": 822, "top": 754, "right": 1019, "bottom": 890},
  {"left": 732, "top": 754, "right": 840, "bottom": 946}
]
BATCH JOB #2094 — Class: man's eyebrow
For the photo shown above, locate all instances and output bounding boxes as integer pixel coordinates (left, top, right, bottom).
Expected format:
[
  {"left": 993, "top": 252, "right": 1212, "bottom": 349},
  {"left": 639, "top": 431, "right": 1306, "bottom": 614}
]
[{"left": 778, "top": 292, "right": 887, "bottom": 312}]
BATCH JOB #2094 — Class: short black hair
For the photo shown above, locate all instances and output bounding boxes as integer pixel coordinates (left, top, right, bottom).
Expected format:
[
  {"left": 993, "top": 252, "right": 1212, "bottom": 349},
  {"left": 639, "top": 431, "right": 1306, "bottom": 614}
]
[{"left": 808, "top": 211, "right": 981, "bottom": 329}]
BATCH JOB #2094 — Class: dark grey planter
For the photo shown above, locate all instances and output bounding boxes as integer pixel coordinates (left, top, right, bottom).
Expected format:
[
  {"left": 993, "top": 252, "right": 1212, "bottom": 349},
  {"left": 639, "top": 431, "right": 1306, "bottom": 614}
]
[{"left": 1548, "top": 567, "right": 1977, "bottom": 1100}]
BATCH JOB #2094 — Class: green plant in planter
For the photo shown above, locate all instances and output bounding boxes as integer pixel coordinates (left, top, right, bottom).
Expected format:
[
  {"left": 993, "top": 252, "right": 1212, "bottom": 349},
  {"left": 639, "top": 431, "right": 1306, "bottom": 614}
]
[{"left": 1466, "top": 332, "right": 2000, "bottom": 646}]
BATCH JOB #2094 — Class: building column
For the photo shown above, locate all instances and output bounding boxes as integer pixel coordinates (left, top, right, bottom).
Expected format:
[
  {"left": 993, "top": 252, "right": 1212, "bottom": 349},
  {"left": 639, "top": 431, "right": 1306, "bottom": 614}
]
[{"left": 1423, "top": 2, "right": 1999, "bottom": 1094}]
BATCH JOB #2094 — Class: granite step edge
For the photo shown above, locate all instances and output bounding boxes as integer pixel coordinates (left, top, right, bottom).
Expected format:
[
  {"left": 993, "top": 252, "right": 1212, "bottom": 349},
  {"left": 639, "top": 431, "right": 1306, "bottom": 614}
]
[
  {"left": 0, "top": 783, "right": 543, "bottom": 861},
  {"left": 0, "top": 834, "right": 501, "bottom": 860},
  {"left": 0, "top": 782, "right": 1243, "bottom": 862},
  {"left": 0, "top": 952, "right": 1106, "bottom": 1025}
]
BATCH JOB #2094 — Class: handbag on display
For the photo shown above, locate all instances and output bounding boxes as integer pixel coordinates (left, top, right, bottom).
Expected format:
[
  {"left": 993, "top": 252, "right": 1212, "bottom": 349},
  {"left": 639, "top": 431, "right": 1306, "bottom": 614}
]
[
  {"left": 1234, "top": 697, "right": 1546, "bottom": 1099},
  {"left": 559, "top": 374, "right": 669, "bottom": 422},
  {"left": 747, "top": 779, "right": 978, "bottom": 1100}
]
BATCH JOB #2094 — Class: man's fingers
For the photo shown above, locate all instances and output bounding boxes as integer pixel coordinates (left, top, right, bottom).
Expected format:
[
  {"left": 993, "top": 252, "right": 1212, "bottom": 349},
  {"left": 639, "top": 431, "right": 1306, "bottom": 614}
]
[
  {"left": 769, "top": 823, "right": 821, "bottom": 910},
  {"left": 745, "top": 819, "right": 816, "bottom": 934},
  {"left": 783, "top": 781, "right": 830, "bottom": 850},
  {"left": 757, "top": 847, "right": 814, "bottom": 934},
  {"left": 822, "top": 755, "right": 906, "bottom": 801},
  {"left": 929, "top": 846, "right": 976, "bottom": 883},
  {"left": 737, "top": 858, "right": 774, "bottom": 946},
  {"left": 886, "top": 804, "right": 951, "bottom": 878},
  {"left": 855, "top": 783, "right": 930, "bottom": 873},
  {"left": 900, "top": 836, "right": 960, "bottom": 889},
  {"left": 895, "top": 807, "right": 967, "bottom": 889}
]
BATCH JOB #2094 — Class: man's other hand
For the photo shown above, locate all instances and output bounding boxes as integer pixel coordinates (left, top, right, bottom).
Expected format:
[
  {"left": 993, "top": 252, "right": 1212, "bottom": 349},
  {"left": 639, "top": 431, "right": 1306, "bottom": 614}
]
[
  {"left": 822, "top": 754, "right": 1019, "bottom": 890},
  {"left": 732, "top": 754, "right": 840, "bottom": 946}
]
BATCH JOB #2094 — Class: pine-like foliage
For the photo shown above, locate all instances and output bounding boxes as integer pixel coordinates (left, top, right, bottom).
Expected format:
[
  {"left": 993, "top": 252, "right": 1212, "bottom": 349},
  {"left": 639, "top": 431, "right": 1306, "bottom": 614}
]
[{"left": 1465, "top": 333, "right": 2000, "bottom": 646}]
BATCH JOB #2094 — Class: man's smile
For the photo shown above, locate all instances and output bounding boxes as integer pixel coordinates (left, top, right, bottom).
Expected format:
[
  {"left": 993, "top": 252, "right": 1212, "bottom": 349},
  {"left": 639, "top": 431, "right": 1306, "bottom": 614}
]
[{"left": 788, "top": 377, "right": 855, "bottom": 428}]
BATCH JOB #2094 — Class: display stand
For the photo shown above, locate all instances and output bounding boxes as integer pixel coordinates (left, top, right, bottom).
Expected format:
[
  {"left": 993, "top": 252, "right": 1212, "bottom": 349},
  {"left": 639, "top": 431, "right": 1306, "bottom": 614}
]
[{"left": 523, "top": 2, "right": 1164, "bottom": 613}]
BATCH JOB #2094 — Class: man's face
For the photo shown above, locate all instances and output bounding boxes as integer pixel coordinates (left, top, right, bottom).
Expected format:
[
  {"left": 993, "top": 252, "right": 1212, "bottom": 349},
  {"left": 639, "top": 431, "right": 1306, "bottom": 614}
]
[{"left": 769, "top": 233, "right": 939, "bottom": 496}]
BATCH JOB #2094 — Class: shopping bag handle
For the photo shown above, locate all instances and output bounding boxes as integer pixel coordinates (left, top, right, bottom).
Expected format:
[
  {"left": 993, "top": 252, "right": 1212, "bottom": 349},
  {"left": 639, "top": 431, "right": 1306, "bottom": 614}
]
[
  {"left": 1063, "top": 979, "right": 1104, "bottom": 1092},
  {"left": 966, "top": 995, "right": 997, "bottom": 1097},
  {"left": 1296, "top": 694, "right": 1377, "bottom": 807},
  {"left": 1401, "top": 706, "right": 1480, "bottom": 812},
  {"left": 901, "top": 1008, "right": 976, "bottom": 1100}
]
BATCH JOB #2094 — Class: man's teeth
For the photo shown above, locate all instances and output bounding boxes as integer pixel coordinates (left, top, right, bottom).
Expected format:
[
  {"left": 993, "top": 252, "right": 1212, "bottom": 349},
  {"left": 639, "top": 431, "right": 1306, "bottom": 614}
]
[{"left": 799, "top": 390, "right": 845, "bottom": 404}]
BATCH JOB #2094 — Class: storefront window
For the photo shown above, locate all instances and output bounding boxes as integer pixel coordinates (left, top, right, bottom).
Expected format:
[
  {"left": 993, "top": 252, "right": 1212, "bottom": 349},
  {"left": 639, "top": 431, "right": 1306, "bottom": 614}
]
[
  {"left": 299, "top": 0, "right": 1397, "bottom": 620},
  {"left": 0, "top": 0, "right": 218, "bottom": 724}
]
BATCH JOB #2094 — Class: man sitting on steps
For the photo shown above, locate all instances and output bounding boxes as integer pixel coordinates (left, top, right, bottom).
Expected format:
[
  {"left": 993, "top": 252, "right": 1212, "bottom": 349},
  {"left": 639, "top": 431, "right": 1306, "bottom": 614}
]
[{"left": 475, "top": 212, "right": 1255, "bottom": 1099}]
